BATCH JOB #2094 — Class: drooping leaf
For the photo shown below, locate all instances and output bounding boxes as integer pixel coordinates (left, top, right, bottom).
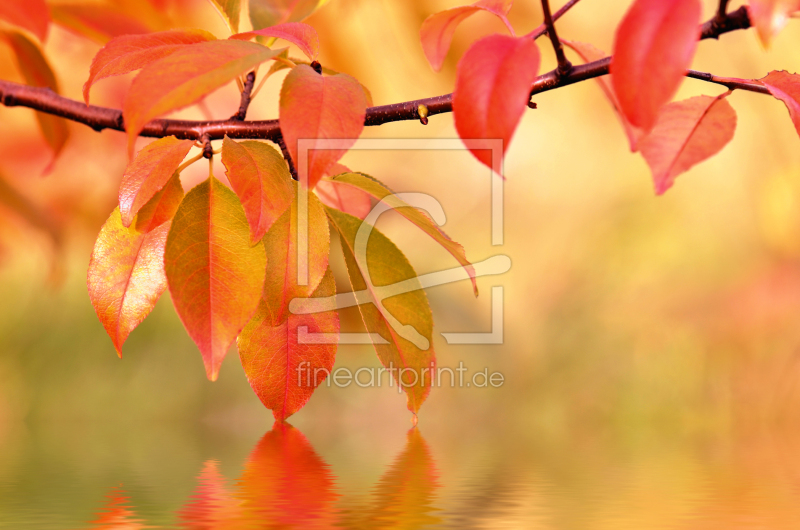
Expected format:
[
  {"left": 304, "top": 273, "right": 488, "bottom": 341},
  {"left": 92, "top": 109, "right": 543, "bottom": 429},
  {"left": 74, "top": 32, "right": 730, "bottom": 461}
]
[
  {"left": 238, "top": 268, "right": 338, "bottom": 421},
  {"left": 562, "top": 39, "right": 643, "bottom": 151},
  {"left": 119, "top": 136, "right": 195, "bottom": 227},
  {"left": 420, "top": 0, "right": 514, "bottom": 72},
  {"left": 453, "top": 33, "right": 540, "bottom": 171},
  {"left": 758, "top": 70, "right": 800, "bottom": 138},
  {"left": 0, "top": 0, "right": 49, "bottom": 42},
  {"left": 315, "top": 163, "right": 372, "bottom": 220},
  {"left": 610, "top": 0, "right": 701, "bottom": 131},
  {"left": 50, "top": 4, "right": 152, "bottom": 44},
  {"left": 748, "top": 0, "right": 800, "bottom": 47},
  {"left": 221, "top": 137, "right": 294, "bottom": 243},
  {"left": 248, "top": 0, "right": 325, "bottom": 31},
  {"left": 279, "top": 64, "right": 367, "bottom": 189},
  {"left": 83, "top": 29, "right": 217, "bottom": 104},
  {"left": 208, "top": 0, "right": 242, "bottom": 33},
  {"left": 164, "top": 177, "right": 266, "bottom": 380},
  {"left": 328, "top": 172, "right": 477, "bottom": 296},
  {"left": 325, "top": 207, "right": 435, "bottom": 414},
  {"left": 88, "top": 174, "right": 184, "bottom": 356},
  {"left": 230, "top": 22, "right": 319, "bottom": 61},
  {"left": 1, "top": 30, "right": 69, "bottom": 165},
  {"left": 123, "top": 40, "right": 285, "bottom": 155},
  {"left": 638, "top": 94, "right": 737, "bottom": 195}
]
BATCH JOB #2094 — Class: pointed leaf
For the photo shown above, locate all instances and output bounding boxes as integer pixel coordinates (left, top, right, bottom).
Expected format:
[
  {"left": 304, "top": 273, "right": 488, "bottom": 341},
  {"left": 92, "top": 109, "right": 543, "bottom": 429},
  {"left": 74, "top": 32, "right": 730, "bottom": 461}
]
[
  {"left": 329, "top": 172, "right": 477, "bottom": 296},
  {"left": 280, "top": 65, "right": 367, "bottom": 189},
  {"left": 124, "top": 40, "right": 284, "bottom": 155},
  {"left": 749, "top": 0, "right": 800, "bottom": 47},
  {"left": 119, "top": 136, "right": 195, "bottom": 227},
  {"left": 50, "top": 4, "right": 152, "bottom": 44},
  {"left": 238, "top": 268, "right": 338, "bottom": 421},
  {"left": 164, "top": 177, "right": 266, "bottom": 380},
  {"left": 83, "top": 29, "right": 217, "bottom": 104},
  {"left": 231, "top": 22, "right": 319, "bottom": 61},
  {"left": 0, "top": 0, "right": 49, "bottom": 42},
  {"left": 420, "top": 0, "right": 514, "bottom": 72},
  {"left": 453, "top": 34, "right": 540, "bottom": 170},
  {"left": 249, "top": 0, "right": 324, "bottom": 31},
  {"left": 562, "top": 39, "right": 643, "bottom": 151},
  {"left": 221, "top": 137, "right": 294, "bottom": 243},
  {"left": 208, "top": 0, "right": 242, "bottom": 33},
  {"left": 325, "top": 207, "right": 435, "bottom": 414},
  {"left": 758, "top": 70, "right": 800, "bottom": 138},
  {"left": 315, "top": 163, "right": 372, "bottom": 220},
  {"left": 88, "top": 175, "right": 183, "bottom": 356},
  {"left": 638, "top": 94, "right": 736, "bottom": 195},
  {"left": 610, "top": 0, "right": 701, "bottom": 131},
  {"left": 1, "top": 30, "right": 69, "bottom": 165}
]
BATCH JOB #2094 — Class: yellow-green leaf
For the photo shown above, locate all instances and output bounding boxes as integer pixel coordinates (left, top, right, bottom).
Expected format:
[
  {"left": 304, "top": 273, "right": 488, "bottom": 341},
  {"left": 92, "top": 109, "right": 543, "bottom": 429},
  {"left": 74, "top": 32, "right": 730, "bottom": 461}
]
[
  {"left": 207, "top": 0, "right": 242, "bottom": 33},
  {"left": 248, "top": 0, "right": 325, "bottom": 31}
]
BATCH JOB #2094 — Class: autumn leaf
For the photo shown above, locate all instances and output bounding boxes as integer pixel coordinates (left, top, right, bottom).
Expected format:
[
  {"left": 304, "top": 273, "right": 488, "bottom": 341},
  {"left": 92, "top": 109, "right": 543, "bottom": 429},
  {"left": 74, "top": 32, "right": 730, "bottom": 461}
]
[
  {"left": 638, "top": 94, "right": 737, "bottom": 195},
  {"left": 325, "top": 207, "right": 435, "bottom": 414},
  {"left": 562, "top": 39, "right": 643, "bottom": 151},
  {"left": 119, "top": 136, "right": 195, "bottom": 227},
  {"left": 1, "top": 30, "right": 69, "bottom": 167},
  {"left": 749, "top": 0, "right": 800, "bottom": 47},
  {"left": 453, "top": 33, "right": 540, "bottom": 171},
  {"left": 610, "top": 0, "right": 701, "bottom": 131},
  {"left": 83, "top": 29, "right": 217, "bottom": 104},
  {"left": 328, "top": 172, "right": 477, "bottom": 295},
  {"left": 269, "top": 57, "right": 375, "bottom": 107},
  {"left": 164, "top": 177, "right": 266, "bottom": 381},
  {"left": 238, "top": 268, "right": 338, "bottom": 421},
  {"left": 758, "top": 70, "right": 800, "bottom": 138},
  {"left": 123, "top": 40, "right": 285, "bottom": 155},
  {"left": 0, "top": 0, "right": 49, "bottom": 42},
  {"left": 88, "top": 174, "right": 184, "bottom": 356},
  {"left": 230, "top": 22, "right": 319, "bottom": 61},
  {"left": 420, "top": 0, "right": 515, "bottom": 72},
  {"left": 315, "top": 163, "right": 372, "bottom": 220},
  {"left": 50, "top": 4, "right": 152, "bottom": 44},
  {"left": 208, "top": 0, "right": 241, "bottom": 34},
  {"left": 279, "top": 64, "right": 367, "bottom": 189},
  {"left": 248, "top": 0, "right": 326, "bottom": 31}
]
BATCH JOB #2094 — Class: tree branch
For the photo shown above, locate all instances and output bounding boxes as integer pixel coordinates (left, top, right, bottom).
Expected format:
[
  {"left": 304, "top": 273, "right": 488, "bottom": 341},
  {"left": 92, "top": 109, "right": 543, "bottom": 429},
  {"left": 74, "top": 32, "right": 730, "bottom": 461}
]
[
  {"left": 541, "top": 0, "right": 572, "bottom": 76},
  {"left": 528, "top": 0, "right": 582, "bottom": 39},
  {"left": 230, "top": 70, "right": 256, "bottom": 121}
]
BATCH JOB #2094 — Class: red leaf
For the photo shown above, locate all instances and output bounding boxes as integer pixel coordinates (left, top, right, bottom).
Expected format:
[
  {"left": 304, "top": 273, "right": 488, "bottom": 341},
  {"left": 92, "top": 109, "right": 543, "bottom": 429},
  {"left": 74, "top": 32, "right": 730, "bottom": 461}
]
[
  {"left": 453, "top": 34, "right": 540, "bottom": 170},
  {"left": 315, "top": 163, "right": 372, "bottom": 220},
  {"left": 230, "top": 22, "right": 319, "bottom": 61},
  {"left": 759, "top": 70, "right": 800, "bottom": 138},
  {"left": 562, "top": 39, "right": 643, "bottom": 151},
  {"left": 221, "top": 137, "right": 294, "bottom": 243},
  {"left": 638, "top": 94, "right": 736, "bottom": 195},
  {"left": 279, "top": 64, "right": 367, "bottom": 189},
  {"left": 119, "top": 136, "right": 194, "bottom": 227},
  {"left": 50, "top": 4, "right": 152, "bottom": 44},
  {"left": 749, "top": 0, "right": 800, "bottom": 47},
  {"left": 123, "top": 40, "right": 284, "bottom": 155},
  {"left": 164, "top": 177, "right": 266, "bottom": 380},
  {"left": 88, "top": 175, "right": 183, "bottom": 356},
  {"left": 0, "top": 0, "right": 49, "bottom": 42},
  {"left": 238, "top": 268, "right": 338, "bottom": 421},
  {"left": 248, "top": 0, "right": 322, "bottom": 31},
  {"left": 610, "top": 0, "right": 701, "bottom": 131},
  {"left": 83, "top": 29, "right": 217, "bottom": 104},
  {"left": 420, "top": 0, "right": 514, "bottom": 72}
]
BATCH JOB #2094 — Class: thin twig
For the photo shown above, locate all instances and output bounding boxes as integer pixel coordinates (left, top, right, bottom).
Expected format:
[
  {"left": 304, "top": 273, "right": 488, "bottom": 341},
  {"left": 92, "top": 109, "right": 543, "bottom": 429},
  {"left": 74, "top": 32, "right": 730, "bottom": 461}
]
[
  {"left": 717, "top": 0, "right": 731, "bottom": 18},
  {"left": 528, "top": 0, "right": 582, "bottom": 39},
  {"left": 541, "top": 0, "right": 572, "bottom": 75},
  {"left": 231, "top": 71, "right": 256, "bottom": 121},
  {"left": 276, "top": 135, "right": 298, "bottom": 180}
]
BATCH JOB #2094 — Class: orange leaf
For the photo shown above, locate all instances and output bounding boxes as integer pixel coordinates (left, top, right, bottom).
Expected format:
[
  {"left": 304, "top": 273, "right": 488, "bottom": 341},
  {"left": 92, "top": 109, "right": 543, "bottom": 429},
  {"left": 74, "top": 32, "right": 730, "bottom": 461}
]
[
  {"left": 238, "top": 268, "right": 338, "bottom": 421},
  {"left": 164, "top": 177, "right": 266, "bottom": 380},
  {"left": 759, "top": 70, "right": 800, "bottom": 138},
  {"left": 123, "top": 40, "right": 284, "bottom": 155},
  {"left": 562, "top": 39, "right": 643, "bottom": 151},
  {"left": 88, "top": 175, "right": 183, "bottom": 356},
  {"left": 119, "top": 136, "right": 195, "bottom": 228},
  {"left": 249, "top": 0, "right": 323, "bottom": 31},
  {"left": 221, "top": 137, "right": 294, "bottom": 243},
  {"left": 638, "top": 94, "right": 736, "bottom": 195},
  {"left": 453, "top": 34, "right": 540, "bottom": 171},
  {"left": 279, "top": 64, "right": 367, "bottom": 189},
  {"left": 610, "top": 0, "right": 701, "bottom": 132},
  {"left": 0, "top": 0, "right": 49, "bottom": 42},
  {"left": 749, "top": 0, "right": 800, "bottom": 47},
  {"left": 50, "top": 4, "right": 152, "bottom": 44},
  {"left": 1, "top": 30, "right": 69, "bottom": 167},
  {"left": 231, "top": 22, "right": 319, "bottom": 61},
  {"left": 315, "top": 163, "right": 372, "bottom": 220},
  {"left": 83, "top": 29, "right": 217, "bottom": 104},
  {"left": 420, "top": 0, "right": 514, "bottom": 72}
]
